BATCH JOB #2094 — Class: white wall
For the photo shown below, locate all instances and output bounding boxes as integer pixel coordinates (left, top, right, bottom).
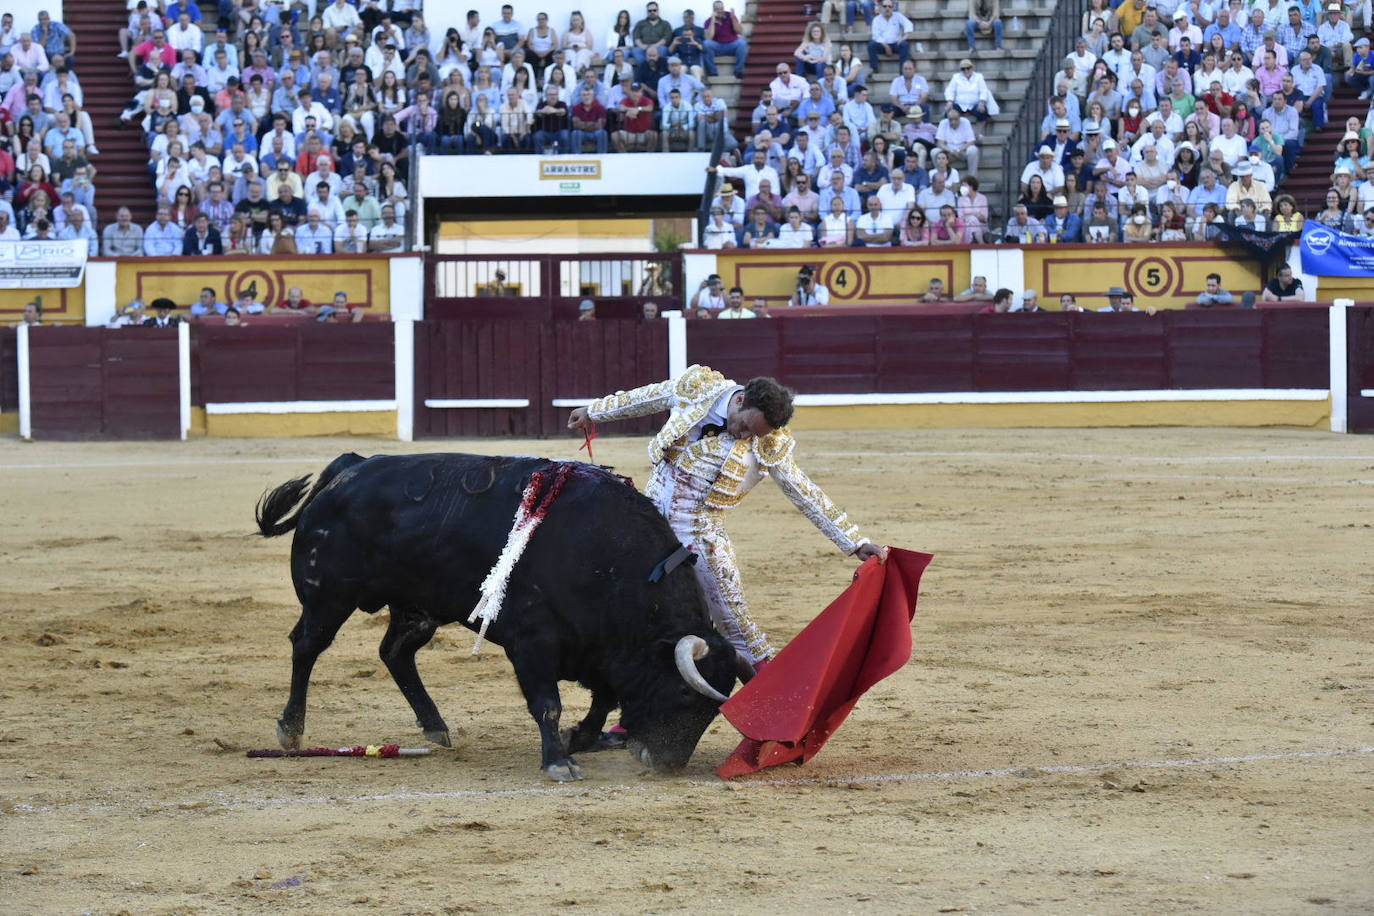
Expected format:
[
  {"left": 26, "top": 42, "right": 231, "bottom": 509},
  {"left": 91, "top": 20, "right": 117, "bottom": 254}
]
[{"left": 8, "top": 1, "right": 62, "bottom": 31}]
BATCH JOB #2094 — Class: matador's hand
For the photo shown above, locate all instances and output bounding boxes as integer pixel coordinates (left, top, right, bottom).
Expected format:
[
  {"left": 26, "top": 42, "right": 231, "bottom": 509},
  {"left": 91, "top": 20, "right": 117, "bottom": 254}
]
[
  {"left": 567, "top": 407, "right": 592, "bottom": 430},
  {"left": 854, "top": 543, "right": 888, "bottom": 563}
]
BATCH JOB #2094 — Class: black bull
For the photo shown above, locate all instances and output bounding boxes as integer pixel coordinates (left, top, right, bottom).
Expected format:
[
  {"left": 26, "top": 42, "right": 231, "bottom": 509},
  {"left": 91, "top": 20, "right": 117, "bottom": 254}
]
[{"left": 255, "top": 452, "right": 741, "bottom": 780}]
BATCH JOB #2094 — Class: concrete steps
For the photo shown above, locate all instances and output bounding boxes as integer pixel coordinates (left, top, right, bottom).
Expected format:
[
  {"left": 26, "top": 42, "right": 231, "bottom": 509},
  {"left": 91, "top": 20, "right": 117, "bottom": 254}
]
[{"left": 1275, "top": 86, "right": 1369, "bottom": 214}]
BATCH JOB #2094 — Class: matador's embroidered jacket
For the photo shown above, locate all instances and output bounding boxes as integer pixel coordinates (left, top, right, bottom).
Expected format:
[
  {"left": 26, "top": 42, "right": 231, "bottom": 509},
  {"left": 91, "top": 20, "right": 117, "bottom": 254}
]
[{"left": 586, "top": 365, "right": 869, "bottom": 662}]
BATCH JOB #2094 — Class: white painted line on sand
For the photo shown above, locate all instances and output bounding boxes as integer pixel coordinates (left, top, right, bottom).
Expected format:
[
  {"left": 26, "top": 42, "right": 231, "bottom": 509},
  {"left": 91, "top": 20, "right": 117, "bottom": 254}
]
[
  {"left": 810, "top": 451, "right": 1374, "bottom": 463},
  {"left": 11, "top": 745, "right": 1370, "bottom": 817}
]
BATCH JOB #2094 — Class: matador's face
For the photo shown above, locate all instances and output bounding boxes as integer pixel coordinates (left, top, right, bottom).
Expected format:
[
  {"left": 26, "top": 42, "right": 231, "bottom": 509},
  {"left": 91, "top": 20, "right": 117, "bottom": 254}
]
[{"left": 726, "top": 393, "right": 775, "bottom": 441}]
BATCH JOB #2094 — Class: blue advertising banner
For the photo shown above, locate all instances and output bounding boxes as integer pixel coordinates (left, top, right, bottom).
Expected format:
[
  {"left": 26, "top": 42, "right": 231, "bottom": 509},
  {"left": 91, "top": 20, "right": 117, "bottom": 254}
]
[{"left": 1300, "top": 223, "right": 1374, "bottom": 277}]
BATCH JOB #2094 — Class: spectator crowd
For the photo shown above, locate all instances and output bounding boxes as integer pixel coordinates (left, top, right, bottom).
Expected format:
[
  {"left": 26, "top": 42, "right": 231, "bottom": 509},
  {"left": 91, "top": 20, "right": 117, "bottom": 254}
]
[
  {"left": 0, "top": 9, "right": 94, "bottom": 250},
  {"left": 995, "top": 0, "right": 1374, "bottom": 244}
]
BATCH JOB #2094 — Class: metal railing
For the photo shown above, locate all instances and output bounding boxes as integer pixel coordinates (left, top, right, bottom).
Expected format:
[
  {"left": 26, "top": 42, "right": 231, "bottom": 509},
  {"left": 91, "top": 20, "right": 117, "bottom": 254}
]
[
  {"left": 999, "top": 0, "right": 1088, "bottom": 226},
  {"left": 430, "top": 252, "right": 686, "bottom": 303}
]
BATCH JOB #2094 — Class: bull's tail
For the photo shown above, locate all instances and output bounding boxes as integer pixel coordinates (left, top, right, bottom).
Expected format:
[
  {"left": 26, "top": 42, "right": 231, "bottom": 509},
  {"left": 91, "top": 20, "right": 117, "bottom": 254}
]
[{"left": 255, "top": 452, "right": 366, "bottom": 537}]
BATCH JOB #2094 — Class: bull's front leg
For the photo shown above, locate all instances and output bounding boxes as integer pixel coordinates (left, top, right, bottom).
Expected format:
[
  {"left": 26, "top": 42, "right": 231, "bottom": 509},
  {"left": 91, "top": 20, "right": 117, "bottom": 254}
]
[
  {"left": 527, "top": 688, "right": 582, "bottom": 781},
  {"left": 509, "top": 651, "right": 582, "bottom": 781}
]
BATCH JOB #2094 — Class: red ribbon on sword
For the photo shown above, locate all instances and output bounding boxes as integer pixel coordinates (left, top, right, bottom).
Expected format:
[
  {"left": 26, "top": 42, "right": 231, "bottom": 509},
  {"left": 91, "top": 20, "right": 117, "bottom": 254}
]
[{"left": 579, "top": 421, "right": 596, "bottom": 462}]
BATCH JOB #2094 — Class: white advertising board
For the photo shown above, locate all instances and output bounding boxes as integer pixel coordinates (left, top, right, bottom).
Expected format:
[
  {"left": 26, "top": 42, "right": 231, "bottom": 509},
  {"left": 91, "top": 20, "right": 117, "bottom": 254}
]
[
  {"left": 0, "top": 240, "right": 87, "bottom": 289},
  {"left": 419, "top": 152, "right": 712, "bottom": 199}
]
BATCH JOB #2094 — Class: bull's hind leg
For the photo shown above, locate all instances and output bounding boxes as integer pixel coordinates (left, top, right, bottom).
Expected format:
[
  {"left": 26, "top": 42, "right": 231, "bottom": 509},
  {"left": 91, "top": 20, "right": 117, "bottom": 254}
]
[
  {"left": 277, "top": 601, "right": 354, "bottom": 748},
  {"left": 379, "top": 609, "right": 451, "bottom": 747},
  {"left": 507, "top": 643, "right": 582, "bottom": 781},
  {"left": 560, "top": 688, "right": 617, "bottom": 755}
]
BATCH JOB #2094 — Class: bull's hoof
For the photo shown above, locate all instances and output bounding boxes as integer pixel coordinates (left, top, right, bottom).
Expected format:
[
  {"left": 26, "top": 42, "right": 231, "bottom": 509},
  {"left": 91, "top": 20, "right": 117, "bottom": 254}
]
[
  {"left": 593, "top": 730, "right": 627, "bottom": 752},
  {"left": 276, "top": 722, "right": 302, "bottom": 750},
  {"left": 543, "top": 758, "right": 583, "bottom": 782},
  {"left": 424, "top": 728, "right": 452, "bottom": 748}
]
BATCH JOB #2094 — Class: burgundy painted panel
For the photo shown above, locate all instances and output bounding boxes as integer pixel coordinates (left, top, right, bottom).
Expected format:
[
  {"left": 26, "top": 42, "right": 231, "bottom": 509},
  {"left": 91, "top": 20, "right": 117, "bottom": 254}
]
[
  {"left": 685, "top": 320, "right": 783, "bottom": 383},
  {"left": 1261, "top": 309, "right": 1328, "bottom": 389},
  {"left": 1168, "top": 310, "right": 1265, "bottom": 388},
  {"left": 28, "top": 328, "right": 179, "bottom": 440},
  {"left": 196, "top": 327, "right": 299, "bottom": 402},
  {"left": 875, "top": 315, "right": 976, "bottom": 391},
  {"left": 1348, "top": 307, "right": 1374, "bottom": 434},
  {"left": 974, "top": 314, "right": 1072, "bottom": 391},
  {"left": 0, "top": 327, "right": 17, "bottom": 413},
  {"left": 297, "top": 324, "right": 394, "bottom": 401},
  {"left": 1069, "top": 315, "right": 1170, "bottom": 389},
  {"left": 28, "top": 329, "right": 105, "bottom": 439},
  {"left": 781, "top": 317, "right": 878, "bottom": 393}
]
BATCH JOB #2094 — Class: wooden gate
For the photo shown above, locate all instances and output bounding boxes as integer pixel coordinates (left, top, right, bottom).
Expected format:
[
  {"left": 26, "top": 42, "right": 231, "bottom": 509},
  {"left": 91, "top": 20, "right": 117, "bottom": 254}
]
[
  {"left": 26, "top": 326, "right": 181, "bottom": 440},
  {"left": 413, "top": 320, "right": 668, "bottom": 438}
]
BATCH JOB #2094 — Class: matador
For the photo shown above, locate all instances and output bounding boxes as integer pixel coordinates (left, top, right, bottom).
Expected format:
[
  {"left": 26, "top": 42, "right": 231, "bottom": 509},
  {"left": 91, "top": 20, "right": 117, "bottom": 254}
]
[{"left": 568, "top": 365, "right": 884, "bottom": 672}]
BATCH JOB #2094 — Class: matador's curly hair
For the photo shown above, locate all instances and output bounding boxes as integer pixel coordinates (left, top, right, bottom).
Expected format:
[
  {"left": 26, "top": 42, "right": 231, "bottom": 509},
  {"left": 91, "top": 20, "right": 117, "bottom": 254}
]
[{"left": 742, "top": 377, "right": 795, "bottom": 429}]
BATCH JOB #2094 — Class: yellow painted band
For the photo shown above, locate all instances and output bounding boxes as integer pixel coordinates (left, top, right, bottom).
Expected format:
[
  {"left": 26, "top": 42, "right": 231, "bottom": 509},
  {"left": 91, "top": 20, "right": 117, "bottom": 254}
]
[
  {"left": 204, "top": 410, "right": 396, "bottom": 437},
  {"left": 787, "top": 399, "right": 1331, "bottom": 430}
]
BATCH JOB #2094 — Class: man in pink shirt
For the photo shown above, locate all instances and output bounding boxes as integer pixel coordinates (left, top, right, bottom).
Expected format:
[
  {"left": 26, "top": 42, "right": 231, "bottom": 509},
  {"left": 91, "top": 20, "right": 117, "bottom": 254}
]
[
  {"left": 1255, "top": 48, "right": 1287, "bottom": 99},
  {"left": 132, "top": 29, "right": 178, "bottom": 72}
]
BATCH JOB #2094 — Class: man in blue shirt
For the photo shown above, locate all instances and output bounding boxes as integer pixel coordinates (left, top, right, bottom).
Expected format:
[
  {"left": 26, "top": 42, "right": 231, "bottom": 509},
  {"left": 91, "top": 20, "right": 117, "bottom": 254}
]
[
  {"left": 817, "top": 168, "right": 862, "bottom": 218},
  {"left": 1203, "top": 7, "right": 1242, "bottom": 51},
  {"left": 143, "top": 205, "right": 183, "bottom": 256},
  {"left": 31, "top": 11, "right": 74, "bottom": 61},
  {"left": 1042, "top": 196, "right": 1083, "bottom": 242},
  {"left": 163, "top": 0, "right": 203, "bottom": 25},
  {"left": 1186, "top": 167, "right": 1227, "bottom": 219}
]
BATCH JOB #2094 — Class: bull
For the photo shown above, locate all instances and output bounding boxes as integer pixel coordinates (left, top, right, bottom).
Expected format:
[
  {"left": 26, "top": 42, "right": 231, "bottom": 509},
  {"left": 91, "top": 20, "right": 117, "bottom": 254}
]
[{"left": 255, "top": 452, "right": 741, "bottom": 780}]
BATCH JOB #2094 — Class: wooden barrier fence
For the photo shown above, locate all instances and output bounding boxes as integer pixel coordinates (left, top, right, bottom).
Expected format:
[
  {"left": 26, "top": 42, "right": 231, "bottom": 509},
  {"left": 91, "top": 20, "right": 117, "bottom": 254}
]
[
  {"left": 686, "top": 310, "right": 1330, "bottom": 393},
  {"left": 6, "top": 309, "right": 1370, "bottom": 438},
  {"left": 1348, "top": 307, "right": 1374, "bottom": 434}
]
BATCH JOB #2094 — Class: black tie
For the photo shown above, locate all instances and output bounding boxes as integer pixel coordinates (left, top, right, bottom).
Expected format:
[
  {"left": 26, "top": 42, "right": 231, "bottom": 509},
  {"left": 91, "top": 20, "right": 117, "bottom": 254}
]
[{"left": 700, "top": 422, "right": 725, "bottom": 438}]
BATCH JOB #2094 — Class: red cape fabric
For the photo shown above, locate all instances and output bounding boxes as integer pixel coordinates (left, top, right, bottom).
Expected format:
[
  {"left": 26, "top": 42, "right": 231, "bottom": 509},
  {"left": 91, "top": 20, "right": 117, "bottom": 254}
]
[{"left": 716, "top": 547, "right": 933, "bottom": 779}]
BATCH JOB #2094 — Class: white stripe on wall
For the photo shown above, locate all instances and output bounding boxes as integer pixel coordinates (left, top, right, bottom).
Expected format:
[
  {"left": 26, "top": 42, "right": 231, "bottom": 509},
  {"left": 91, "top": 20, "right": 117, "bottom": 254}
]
[
  {"left": 423, "top": 398, "right": 530, "bottom": 408},
  {"left": 204, "top": 400, "right": 397, "bottom": 415}
]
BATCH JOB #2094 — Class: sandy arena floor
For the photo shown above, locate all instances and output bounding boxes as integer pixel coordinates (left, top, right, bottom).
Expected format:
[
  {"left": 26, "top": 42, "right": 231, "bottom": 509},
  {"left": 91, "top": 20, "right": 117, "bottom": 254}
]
[{"left": 0, "top": 427, "right": 1371, "bottom": 914}]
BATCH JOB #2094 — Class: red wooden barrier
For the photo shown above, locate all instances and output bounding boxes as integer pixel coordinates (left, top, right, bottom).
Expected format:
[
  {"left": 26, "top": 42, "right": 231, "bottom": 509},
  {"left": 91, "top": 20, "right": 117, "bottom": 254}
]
[
  {"left": 412, "top": 320, "right": 668, "bottom": 438},
  {"left": 27, "top": 327, "right": 181, "bottom": 440},
  {"left": 0, "top": 327, "right": 16, "bottom": 414},
  {"left": 1349, "top": 307, "right": 1374, "bottom": 434},
  {"left": 193, "top": 324, "right": 394, "bottom": 405},
  {"left": 688, "top": 310, "right": 1330, "bottom": 392}
]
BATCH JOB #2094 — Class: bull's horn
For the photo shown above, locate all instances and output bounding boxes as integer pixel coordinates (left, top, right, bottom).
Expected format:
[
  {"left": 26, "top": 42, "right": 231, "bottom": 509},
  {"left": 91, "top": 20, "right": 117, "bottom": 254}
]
[{"left": 675, "top": 635, "right": 729, "bottom": 703}]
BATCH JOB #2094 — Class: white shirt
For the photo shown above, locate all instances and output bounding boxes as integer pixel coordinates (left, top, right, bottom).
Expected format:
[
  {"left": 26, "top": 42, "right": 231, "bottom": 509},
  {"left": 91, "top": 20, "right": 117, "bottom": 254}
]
[
  {"left": 856, "top": 211, "right": 895, "bottom": 244},
  {"left": 775, "top": 222, "right": 815, "bottom": 247},
  {"left": 333, "top": 222, "right": 369, "bottom": 252},
  {"left": 292, "top": 101, "right": 334, "bottom": 134},
  {"left": 167, "top": 22, "right": 204, "bottom": 52},
  {"left": 875, "top": 181, "right": 916, "bottom": 222},
  {"left": 716, "top": 163, "right": 781, "bottom": 201},
  {"left": 871, "top": 10, "right": 914, "bottom": 45},
  {"left": 945, "top": 70, "right": 990, "bottom": 110},
  {"left": 368, "top": 220, "right": 406, "bottom": 250},
  {"left": 1221, "top": 65, "right": 1255, "bottom": 95},
  {"left": 1210, "top": 131, "right": 1248, "bottom": 166},
  {"left": 690, "top": 388, "right": 741, "bottom": 439}
]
